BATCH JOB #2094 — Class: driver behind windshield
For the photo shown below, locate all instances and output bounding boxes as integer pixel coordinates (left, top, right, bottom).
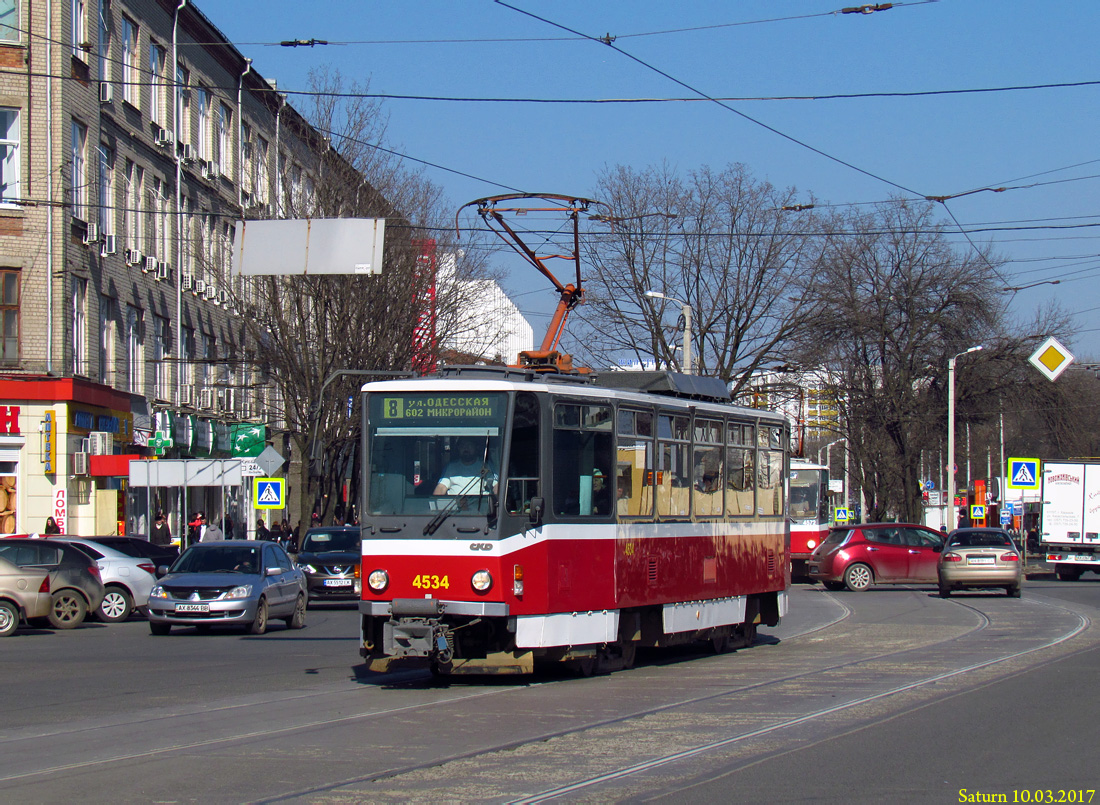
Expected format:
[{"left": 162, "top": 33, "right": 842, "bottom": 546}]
[{"left": 434, "top": 437, "right": 498, "bottom": 496}]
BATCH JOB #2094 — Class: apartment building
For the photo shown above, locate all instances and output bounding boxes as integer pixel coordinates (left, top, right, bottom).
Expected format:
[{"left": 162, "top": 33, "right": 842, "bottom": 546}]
[{"left": 0, "top": 0, "right": 340, "bottom": 536}]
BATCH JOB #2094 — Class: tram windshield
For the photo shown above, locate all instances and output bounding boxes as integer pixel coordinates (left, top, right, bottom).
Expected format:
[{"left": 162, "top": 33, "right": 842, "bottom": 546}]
[
  {"left": 789, "top": 468, "right": 826, "bottom": 520},
  {"left": 366, "top": 392, "right": 507, "bottom": 518}
]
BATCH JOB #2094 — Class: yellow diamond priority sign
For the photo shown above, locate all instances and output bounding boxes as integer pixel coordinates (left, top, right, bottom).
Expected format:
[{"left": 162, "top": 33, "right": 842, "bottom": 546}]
[{"left": 1028, "top": 336, "right": 1074, "bottom": 382}]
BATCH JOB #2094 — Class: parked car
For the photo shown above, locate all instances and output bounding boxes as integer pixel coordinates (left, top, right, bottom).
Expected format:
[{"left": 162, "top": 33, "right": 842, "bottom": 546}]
[
  {"left": 0, "top": 555, "right": 52, "bottom": 636},
  {"left": 937, "top": 527, "right": 1023, "bottom": 597},
  {"left": 147, "top": 541, "right": 307, "bottom": 635},
  {"left": 78, "top": 536, "right": 178, "bottom": 570},
  {"left": 808, "top": 523, "right": 946, "bottom": 591},
  {"left": 55, "top": 538, "right": 158, "bottom": 622},
  {"left": 295, "top": 527, "right": 361, "bottom": 603},
  {"left": 0, "top": 539, "right": 105, "bottom": 628}
]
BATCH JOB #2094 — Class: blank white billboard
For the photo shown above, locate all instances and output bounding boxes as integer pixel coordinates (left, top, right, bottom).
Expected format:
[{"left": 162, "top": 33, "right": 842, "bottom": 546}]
[{"left": 232, "top": 218, "right": 385, "bottom": 276}]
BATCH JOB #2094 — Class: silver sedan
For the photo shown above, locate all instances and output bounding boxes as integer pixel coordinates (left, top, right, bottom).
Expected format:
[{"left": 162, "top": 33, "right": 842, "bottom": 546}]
[
  {"left": 937, "top": 528, "right": 1023, "bottom": 597},
  {"left": 147, "top": 541, "right": 307, "bottom": 635}
]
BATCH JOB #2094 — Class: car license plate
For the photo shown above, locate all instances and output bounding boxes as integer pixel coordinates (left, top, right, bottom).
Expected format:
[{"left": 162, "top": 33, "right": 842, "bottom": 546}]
[
  {"left": 323, "top": 579, "right": 352, "bottom": 587},
  {"left": 175, "top": 603, "right": 210, "bottom": 613},
  {"left": 1073, "top": 554, "right": 1093, "bottom": 562},
  {"left": 967, "top": 557, "right": 995, "bottom": 565}
]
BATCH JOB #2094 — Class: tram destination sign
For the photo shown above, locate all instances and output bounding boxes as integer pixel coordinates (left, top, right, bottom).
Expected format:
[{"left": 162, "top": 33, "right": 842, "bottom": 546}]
[{"left": 378, "top": 394, "right": 502, "bottom": 424}]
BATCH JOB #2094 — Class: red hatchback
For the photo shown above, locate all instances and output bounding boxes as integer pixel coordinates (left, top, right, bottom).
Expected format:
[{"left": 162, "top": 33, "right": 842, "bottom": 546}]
[{"left": 808, "top": 523, "right": 946, "bottom": 591}]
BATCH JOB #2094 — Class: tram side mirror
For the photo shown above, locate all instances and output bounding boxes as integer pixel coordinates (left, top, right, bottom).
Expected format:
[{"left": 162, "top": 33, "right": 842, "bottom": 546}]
[{"left": 528, "top": 496, "right": 544, "bottom": 524}]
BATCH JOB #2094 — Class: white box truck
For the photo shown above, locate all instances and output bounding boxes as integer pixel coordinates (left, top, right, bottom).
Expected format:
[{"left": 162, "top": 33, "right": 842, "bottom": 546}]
[{"left": 1041, "top": 461, "right": 1100, "bottom": 580}]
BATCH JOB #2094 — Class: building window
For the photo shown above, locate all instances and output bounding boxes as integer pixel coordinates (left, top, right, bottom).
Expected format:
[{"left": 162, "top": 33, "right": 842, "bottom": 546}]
[
  {"left": 175, "top": 63, "right": 190, "bottom": 144},
  {"left": 70, "top": 0, "right": 86, "bottom": 59},
  {"left": 97, "top": 0, "right": 109, "bottom": 80},
  {"left": 120, "top": 16, "right": 137, "bottom": 107},
  {"left": 196, "top": 89, "right": 210, "bottom": 161},
  {"left": 0, "top": 108, "right": 19, "bottom": 206},
  {"left": 97, "top": 144, "right": 113, "bottom": 234},
  {"left": 70, "top": 120, "right": 87, "bottom": 220},
  {"left": 125, "top": 305, "right": 143, "bottom": 394},
  {"left": 240, "top": 122, "right": 252, "bottom": 194},
  {"left": 124, "top": 160, "right": 143, "bottom": 252},
  {"left": 149, "top": 43, "right": 167, "bottom": 128},
  {"left": 183, "top": 325, "right": 195, "bottom": 387},
  {"left": 0, "top": 269, "right": 18, "bottom": 365},
  {"left": 153, "top": 315, "right": 169, "bottom": 400},
  {"left": 216, "top": 102, "right": 231, "bottom": 175},
  {"left": 98, "top": 295, "right": 115, "bottom": 385},
  {"left": 255, "top": 137, "right": 269, "bottom": 207},
  {"left": 0, "top": 0, "right": 20, "bottom": 43},
  {"left": 200, "top": 331, "right": 212, "bottom": 386},
  {"left": 71, "top": 276, "right": 87, "bottom": 376},
  {"left": 150, "top": 177, "right": 169, "bottom": 260}
]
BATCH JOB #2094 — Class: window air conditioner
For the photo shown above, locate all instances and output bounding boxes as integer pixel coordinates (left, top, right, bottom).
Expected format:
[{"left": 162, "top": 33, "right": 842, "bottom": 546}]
[
  {"left": 177, "top": 387, "right": 193, "bottom": 407},
  {"left": 99, "top": 81, "right": 113, "bottom": 103},
  {"left": 181, "top": 272, "right": 194, "bottom": 291},
  {"left": 154, "top": 128, "right": 174, "bottom": 148},
  {"left": 100, "top": 233, "right": 117, "bottom": 256},
  {"left": 83, "top": 222, "right": 99, "bottom": 245},
  {"left": 155, "top": 262, "right": 170, "bottom": 282},
  {"left": 142, "top": 255, "right": 158, "bottom": 274},
  {"left": 125, "top": 248, "right": 143, "bottom": 266},
  {"left": 180, "top": 143, "right": 194, "bottom": 163},
  {"left": 72, "top": 452, "right": 90, "bottom": 476},
  {"left": 193, "top": 279, "right": 206, "bottom": 295},
  {"left": 204, "top": 285, "right": 217, "bottom": 301},
  {"left": 199, "top": 388, "right": 215, "bottom": 409}
]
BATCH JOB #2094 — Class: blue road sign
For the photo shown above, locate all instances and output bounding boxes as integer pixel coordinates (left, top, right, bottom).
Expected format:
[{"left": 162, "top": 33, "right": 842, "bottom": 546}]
[
  {"left": 1007, "top": 458, "right": 1041, "bottom": 490},
  {"left": 253, "top": 477, "right": 285, "bottom": 510}
]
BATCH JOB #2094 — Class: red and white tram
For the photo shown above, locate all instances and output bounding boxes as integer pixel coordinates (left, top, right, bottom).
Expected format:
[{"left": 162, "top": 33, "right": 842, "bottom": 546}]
[
  {"left": 357, "top": 368, "right": 791, "bottom": 675},
  {"left": 788, "top": 460, "right": 830, "bottom": 578}
]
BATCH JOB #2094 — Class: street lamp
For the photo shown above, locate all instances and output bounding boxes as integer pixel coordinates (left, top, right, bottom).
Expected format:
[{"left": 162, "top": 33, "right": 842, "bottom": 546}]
[
  {"left": 947, "top": 345, "right": 984, "bottom": 528},
  {"left": 644, "top": 290, "right": 693, "bottom": 374}
]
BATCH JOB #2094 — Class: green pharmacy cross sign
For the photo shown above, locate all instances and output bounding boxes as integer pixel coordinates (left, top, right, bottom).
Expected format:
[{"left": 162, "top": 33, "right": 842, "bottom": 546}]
[{"left": 151, "top": 430, "right": 173, "bottom": 456}]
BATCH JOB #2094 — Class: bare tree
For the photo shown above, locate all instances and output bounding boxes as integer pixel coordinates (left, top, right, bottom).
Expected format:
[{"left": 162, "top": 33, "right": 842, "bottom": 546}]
[
  {"left": 571, "top": 163, "right": 822, "bottom": 391},
  {"left": 793, "top": 200, "right": 1028, "bottom": 522},
  {"left": 230, "top": 69, "right": 495, "bottom": 526}
]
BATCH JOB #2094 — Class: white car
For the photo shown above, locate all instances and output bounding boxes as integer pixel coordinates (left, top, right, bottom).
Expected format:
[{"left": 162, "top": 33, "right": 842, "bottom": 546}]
[{"left": 56, "top": 538, "right": 158, "bottom": 622}]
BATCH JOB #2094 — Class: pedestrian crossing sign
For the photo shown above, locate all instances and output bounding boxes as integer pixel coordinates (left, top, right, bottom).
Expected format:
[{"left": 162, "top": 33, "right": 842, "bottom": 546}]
[
  {"left": 1006, "top": 457, "right": 1041, "bottom": 490},
  {"left": 253, "top": 477, "right": 285, "bottom": 509}
]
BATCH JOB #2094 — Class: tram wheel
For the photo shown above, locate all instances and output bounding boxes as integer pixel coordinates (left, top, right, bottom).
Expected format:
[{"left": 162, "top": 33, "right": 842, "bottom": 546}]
[{"left": 619, "top": 641, "right": 637, "bottom": 670}]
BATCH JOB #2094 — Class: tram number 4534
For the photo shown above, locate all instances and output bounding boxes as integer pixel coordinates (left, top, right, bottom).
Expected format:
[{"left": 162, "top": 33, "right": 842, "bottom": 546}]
[{"left": 411, "top": 574, "right": 450, "bottom": 591}]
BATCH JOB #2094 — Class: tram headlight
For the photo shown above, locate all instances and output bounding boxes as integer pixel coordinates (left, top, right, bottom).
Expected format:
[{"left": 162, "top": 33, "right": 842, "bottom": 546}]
[
  {"left": 367, "top": 569, "right": 389, "bottom": 593},
  {"left": 471, "top": 569, "right": 493, "bottom": 593},
  {"left": 806, "top": 539, "right": 817, "bottom": 550}
]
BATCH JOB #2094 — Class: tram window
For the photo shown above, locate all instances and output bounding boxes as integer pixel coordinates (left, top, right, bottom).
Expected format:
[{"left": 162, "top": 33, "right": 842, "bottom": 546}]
[
  {"left": 693, "top": 445, "right": 723, "bottom": 516},
  {"left": 506, "top": 392, "right": 540, "bottom": 515},
  {"left": 725, "top": 446, "right": 755, "bottom": 516},
  {"left": 739, "top": 424, "right": 755, "bottom": 447},
  {"left": 553, "top": 403, "right": 614, "bottom": 518},
  {"left": 617, "top": 408, "right": 655, "bottom": 518},
  {"left": 658, "top": 414, "right": 689, "bottom": 441},
  {"left": 757, "top": 448, "right": 784, "bottom": 516},
  {"left": 656, "top": 411, "right": 691, "bottom": 519}
]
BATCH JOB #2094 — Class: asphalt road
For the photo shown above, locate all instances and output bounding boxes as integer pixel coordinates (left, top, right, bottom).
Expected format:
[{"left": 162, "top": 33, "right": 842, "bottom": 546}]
[{"left": 0, "top": 577, "right": 1096, "bottom": 804}]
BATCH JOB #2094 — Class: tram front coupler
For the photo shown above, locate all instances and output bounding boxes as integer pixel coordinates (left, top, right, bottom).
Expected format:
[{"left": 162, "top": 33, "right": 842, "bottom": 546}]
[{"left": 383, "top": 598, "right": 454, "bottom": 661}]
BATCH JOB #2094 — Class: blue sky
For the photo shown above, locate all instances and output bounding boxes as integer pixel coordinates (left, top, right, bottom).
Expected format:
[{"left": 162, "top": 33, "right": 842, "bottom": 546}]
[{"left": 210, "top": 1, "right": 1100, "bottom": 360}]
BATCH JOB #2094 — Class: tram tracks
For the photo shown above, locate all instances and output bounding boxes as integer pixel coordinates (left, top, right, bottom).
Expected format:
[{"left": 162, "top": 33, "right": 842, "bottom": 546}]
[
  {"left": 284, "top": 590, "right": 1089, "bottom": 804},
  {"left": 0, "top": 588, "right": 1088, "bottom": 803}
]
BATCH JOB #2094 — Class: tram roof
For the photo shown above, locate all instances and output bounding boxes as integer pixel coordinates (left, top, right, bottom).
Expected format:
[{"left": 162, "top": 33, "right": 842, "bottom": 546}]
[{"left": 361, "top": 366, "right": 785, "bottom": 423}]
